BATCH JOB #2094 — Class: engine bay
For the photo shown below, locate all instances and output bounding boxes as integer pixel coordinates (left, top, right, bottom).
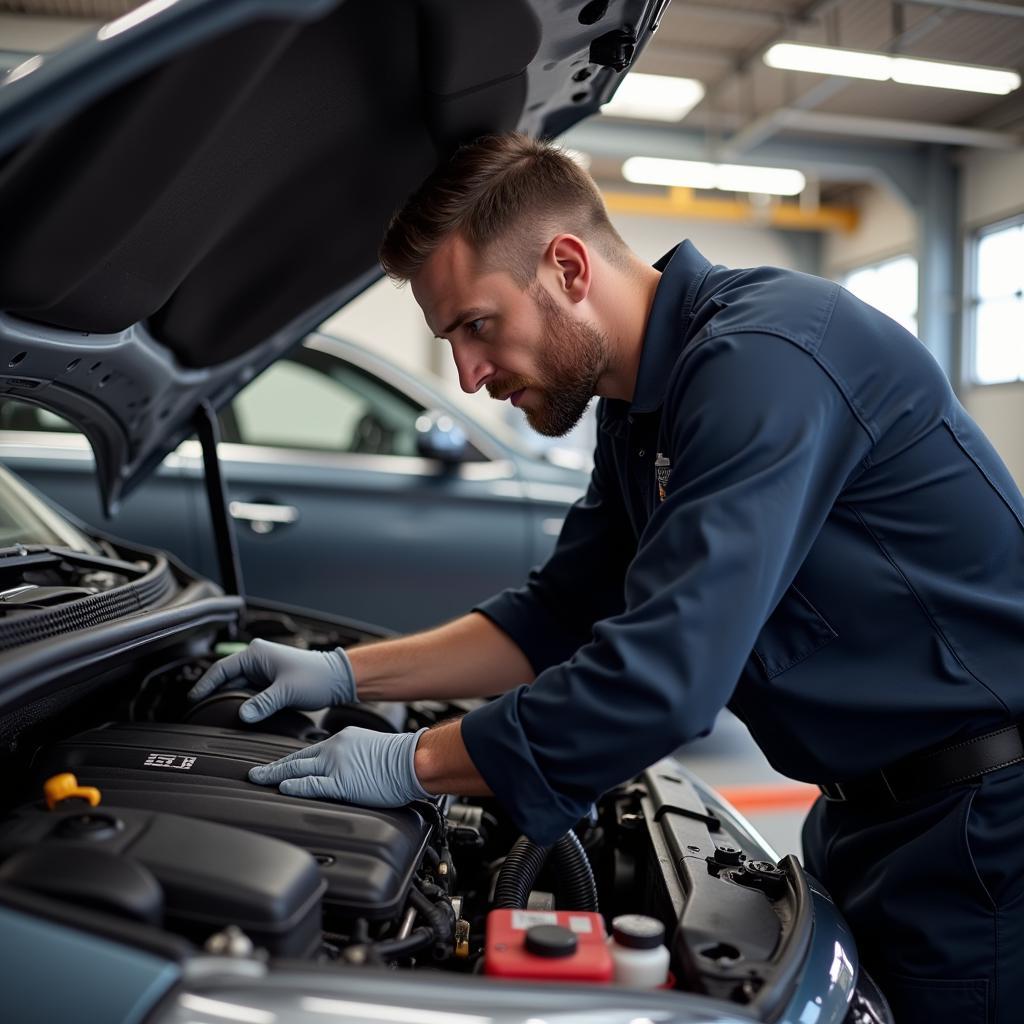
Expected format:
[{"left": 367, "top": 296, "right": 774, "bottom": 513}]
[{"left": 0, "top": 615, "right": 821, "bottom": 1015}]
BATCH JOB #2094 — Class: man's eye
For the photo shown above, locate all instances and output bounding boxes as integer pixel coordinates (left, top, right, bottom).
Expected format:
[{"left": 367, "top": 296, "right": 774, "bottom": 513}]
[{"left": 466, "top": 318, "right": 485, "bottom": 336}]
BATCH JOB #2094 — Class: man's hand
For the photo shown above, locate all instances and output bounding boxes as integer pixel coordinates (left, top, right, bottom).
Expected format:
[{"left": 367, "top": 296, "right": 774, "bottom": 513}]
[
  {"left": 248, "top": 726, "right": 431, "bottom": 805},
  {"left": 186, "top": 638, "right": 358, "bottom": 722}
]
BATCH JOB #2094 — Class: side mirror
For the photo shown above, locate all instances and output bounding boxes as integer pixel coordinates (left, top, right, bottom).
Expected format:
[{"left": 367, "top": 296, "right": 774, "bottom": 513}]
[{"left": 415, "top": 410, "right": 469, "bottom": 464}]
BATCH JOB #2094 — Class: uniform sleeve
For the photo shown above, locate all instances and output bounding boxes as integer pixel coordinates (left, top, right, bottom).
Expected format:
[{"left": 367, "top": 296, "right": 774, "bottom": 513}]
[
  {"left": 462, "top": 332, "right": 875, "bottom": 844},
  {"left": 473, "top": 406, "right": 637, "bottom": 675}
]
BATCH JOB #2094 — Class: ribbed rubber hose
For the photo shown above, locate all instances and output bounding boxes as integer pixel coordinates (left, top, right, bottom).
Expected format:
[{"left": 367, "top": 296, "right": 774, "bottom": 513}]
[
  {"left": 551, "top": 830, "right": 599, "bottom": 912},
  {"left": 493, "top": 836, "right": 549, "bottom": 909},
  {"left": 370, "top": 927, "right": 434, "bottom": 959},
  {"left": 492, "top": 831, "right": 598, "bottom": 912}
]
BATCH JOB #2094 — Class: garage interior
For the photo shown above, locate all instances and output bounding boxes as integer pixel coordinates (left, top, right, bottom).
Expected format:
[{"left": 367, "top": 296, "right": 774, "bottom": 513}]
[{"left": 1, "top": 0, "right": 1023, "bottom": 857}]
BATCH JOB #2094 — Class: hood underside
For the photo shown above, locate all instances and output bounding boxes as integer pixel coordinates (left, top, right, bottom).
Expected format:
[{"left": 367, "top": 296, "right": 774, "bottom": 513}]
[{"left": 0, "top": 0, "right": 665, "bottom": 513}]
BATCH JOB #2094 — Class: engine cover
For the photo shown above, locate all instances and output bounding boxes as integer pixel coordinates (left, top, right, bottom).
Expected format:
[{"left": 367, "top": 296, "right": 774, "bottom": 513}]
[
  {"left": 0, "top": 804, "right": 325, "bottom": 957},
  {"left": 27, "top": 721, "right": 434, "bottom": 922}
]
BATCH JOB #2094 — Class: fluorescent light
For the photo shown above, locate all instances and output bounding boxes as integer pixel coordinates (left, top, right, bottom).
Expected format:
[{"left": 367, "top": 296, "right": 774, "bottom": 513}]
[
  {"left": 623, "top": 157, "right": 716, "bottom": 190},
  {"left": 765, "top": 43, "right": 890, "bottom": 81},
  {"left": 622, "top": 156, "right": 806, "bottom": 196},
  {"left": 601, "top": 73, "right": 705, "bottom": 122},
  {"left": 764, "top": 42, "right": 1020, "bottom": 96},
  {"left": 891, "top": 56, "right": 1019, "bottom": 94},
  {"left": 716, "top": 163, "right": 806, "bottom": 195}
]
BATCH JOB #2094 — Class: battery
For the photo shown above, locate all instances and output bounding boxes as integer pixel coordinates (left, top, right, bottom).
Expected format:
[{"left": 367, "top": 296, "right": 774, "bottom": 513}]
[{"left": 485, "top": 909, "right": 613, "bottom": 983}]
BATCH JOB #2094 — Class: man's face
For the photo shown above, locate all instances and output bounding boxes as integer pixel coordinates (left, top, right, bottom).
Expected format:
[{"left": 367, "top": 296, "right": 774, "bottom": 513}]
[{"left": 411, "top": 234, "right": 608, "bottom": 437}]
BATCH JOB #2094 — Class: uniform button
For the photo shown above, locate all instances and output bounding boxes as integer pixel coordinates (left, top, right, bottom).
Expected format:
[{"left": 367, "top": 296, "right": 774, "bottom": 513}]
[
  {"left": 627, "top": 415, "right": 634, "bottom": 425},
  {"left": 638, "top": 449, "right": 645, "bottom": 458}
]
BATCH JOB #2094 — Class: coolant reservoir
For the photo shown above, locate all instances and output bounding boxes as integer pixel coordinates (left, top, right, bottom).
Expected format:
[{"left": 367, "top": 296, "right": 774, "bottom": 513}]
[
  {"left": 608, "top": 914, "right": 670, "bottom": 988},
  {"left": 485, "top": 910, "right": 612, "bottom": 983}
]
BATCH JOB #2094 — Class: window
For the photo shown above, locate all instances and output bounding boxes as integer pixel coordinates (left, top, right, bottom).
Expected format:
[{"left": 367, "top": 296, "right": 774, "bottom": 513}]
[
  {"left": 230, "top": 355, "right": 426, "bottom": 457},
  {"left": 969, "top": 216, "right": 1024, "bottom": 385},
  {"left": 0, "top": 402, "right": 75, "bottom": 433},
  {"left": 0, "top": 468, "right": 97, "bottom": 552},
  {"left": 842, "top": 255, "right": 918, "bottom": 336}
]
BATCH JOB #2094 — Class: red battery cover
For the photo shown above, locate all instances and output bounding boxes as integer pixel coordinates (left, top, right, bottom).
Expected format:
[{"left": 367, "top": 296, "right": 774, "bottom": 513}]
[{"left": 485, "top": 909, "right": 613, "bottom": 983}]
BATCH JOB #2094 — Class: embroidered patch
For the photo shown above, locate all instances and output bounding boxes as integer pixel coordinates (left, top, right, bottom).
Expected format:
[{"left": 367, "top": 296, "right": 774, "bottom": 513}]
[{"left": 655, "top": 452, "right": 671, "bottom": 502}]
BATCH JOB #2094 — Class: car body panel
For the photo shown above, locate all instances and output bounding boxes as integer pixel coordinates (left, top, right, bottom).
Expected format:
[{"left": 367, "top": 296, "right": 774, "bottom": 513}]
[
  {"left": 1, "top": 901, "right": 182, "bottom": 1024},
  {"left": 183, "top": 445, "right": 533, "bottom": 632},
  {"left": 0, "top": 431, "right": 205, "bottom": 571},
  {"left": 0, "top": 335, "right": 589, "bottom": 630}
]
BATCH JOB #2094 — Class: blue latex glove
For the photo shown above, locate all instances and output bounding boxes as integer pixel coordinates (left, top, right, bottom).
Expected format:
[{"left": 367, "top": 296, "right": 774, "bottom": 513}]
[
  {"left": 186, "top": 638, "right": 358, "bottom": 723},
  {"left": 248, "top": 726, "right": 432, "bottom": 805}
]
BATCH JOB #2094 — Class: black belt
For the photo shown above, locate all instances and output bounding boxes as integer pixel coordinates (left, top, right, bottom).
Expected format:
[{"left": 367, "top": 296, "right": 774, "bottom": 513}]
[{"left": 819, "top": 722, "right": 1024, "bottom": 803}]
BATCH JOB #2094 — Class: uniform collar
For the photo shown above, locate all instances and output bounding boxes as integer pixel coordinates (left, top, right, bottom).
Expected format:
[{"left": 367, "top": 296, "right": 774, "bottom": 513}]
[{"left": 627, "top": 239, "right": 713, "bottom": 416}]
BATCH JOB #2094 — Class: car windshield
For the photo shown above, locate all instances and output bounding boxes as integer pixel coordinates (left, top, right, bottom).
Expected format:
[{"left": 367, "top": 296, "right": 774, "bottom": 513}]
[{"left": 0, "top": 465, "right": 97, "bottom": 553}]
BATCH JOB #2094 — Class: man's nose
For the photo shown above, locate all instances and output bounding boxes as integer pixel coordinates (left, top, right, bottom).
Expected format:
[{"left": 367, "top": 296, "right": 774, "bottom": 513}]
[{"left": 452, "top": 343, "right": 494, "bottom": 394}]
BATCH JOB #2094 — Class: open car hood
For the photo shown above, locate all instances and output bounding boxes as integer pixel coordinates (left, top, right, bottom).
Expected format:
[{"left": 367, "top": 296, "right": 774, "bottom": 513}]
[{"left": 0, "top": 0, "right": 666, "bottom": 514}]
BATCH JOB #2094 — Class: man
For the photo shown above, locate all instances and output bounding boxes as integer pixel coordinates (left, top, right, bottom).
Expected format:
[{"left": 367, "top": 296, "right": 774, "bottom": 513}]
[{"left": 190, "top": 133, "right": 1024, "bottom": 1022}]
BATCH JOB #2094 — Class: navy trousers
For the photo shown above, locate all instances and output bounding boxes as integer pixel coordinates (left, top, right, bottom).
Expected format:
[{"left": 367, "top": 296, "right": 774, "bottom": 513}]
[{"left": 802, "top": 764, "right": 1024, "bottom": 1023}]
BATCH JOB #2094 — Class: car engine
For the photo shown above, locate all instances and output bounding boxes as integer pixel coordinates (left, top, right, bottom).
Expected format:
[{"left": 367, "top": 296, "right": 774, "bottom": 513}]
[{"left": 0, "top": 609, "right": 852, "bottom": 1019}]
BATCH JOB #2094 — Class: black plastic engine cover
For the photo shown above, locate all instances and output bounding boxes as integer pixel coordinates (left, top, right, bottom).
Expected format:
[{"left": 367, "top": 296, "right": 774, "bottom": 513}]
[
  {"left": 28, "top": 722, "right": 434, "bottom": 922},
  {"left": 0, "top": 804, "right": 324, "bottom": 957}
]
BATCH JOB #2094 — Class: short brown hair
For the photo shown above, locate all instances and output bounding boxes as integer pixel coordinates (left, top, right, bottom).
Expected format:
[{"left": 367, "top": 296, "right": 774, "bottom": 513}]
[{"left": 379, "top": 132, "right": 628, "bottom": 286}]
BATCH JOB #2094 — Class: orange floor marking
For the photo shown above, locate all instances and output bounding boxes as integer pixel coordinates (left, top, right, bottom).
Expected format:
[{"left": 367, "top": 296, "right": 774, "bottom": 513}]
[{"left": 717, "top": 783, "right": 820, "bottom": 813}]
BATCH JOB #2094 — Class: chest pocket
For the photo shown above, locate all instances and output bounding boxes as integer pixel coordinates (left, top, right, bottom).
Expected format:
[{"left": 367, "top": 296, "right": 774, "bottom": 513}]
[{"left": 752, "top": 585, "right": 838, "bottom": 679}]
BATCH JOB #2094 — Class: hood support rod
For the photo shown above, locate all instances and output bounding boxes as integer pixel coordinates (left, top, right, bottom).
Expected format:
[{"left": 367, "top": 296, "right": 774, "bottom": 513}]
[{"left": 194, "top": 401, "right": 245, "bottom": 600}]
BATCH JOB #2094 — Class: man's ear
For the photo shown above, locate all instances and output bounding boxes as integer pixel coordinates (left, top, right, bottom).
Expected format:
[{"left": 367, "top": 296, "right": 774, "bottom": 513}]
[{"left": 544, "top": 234, "right": 591, "bottom": 303}]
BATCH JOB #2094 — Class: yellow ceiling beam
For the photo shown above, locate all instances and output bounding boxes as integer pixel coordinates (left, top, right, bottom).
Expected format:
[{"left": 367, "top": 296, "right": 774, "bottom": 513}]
[{"left": 602, "top": 187, "right": 859, "bottom": 233}]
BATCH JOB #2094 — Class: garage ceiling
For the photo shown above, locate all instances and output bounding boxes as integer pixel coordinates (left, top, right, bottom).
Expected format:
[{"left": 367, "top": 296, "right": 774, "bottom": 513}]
[
  {"left": 638, "top": 0, "right": 1024, "bottom": 141},
  {"left": 2, "top": 0, "right": 1022, "bottom": 196}
]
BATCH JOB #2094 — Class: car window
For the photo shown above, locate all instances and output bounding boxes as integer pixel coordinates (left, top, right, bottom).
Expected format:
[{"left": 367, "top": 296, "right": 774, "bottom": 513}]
[
  {"left": 0, "top": 401, "right": 76, "bottom": 433},
  {"left": 1, "top": 358, "right": 485, "bottom": 461},
  {"left": 0, "top": 465, "right": 97, "bottom": 552},
  {"left": 231, "top": 357, "right": 424, "bottom": 456}
]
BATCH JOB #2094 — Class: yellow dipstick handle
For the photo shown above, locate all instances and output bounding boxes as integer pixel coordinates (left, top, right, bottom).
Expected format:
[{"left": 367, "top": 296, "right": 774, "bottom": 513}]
[{"left": 44, "top": 773, "right": 101, "bottom": 811}]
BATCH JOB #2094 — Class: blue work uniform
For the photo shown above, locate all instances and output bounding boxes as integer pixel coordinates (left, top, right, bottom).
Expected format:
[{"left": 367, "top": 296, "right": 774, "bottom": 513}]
[{"left": 461, "top": 240, "right": 1024, "bottom": 1023}]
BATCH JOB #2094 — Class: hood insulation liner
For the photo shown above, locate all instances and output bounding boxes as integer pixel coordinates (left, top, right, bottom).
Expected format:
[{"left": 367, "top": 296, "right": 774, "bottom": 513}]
[{"left": 0, "top": 0, "right": 540, "bottom": 368}]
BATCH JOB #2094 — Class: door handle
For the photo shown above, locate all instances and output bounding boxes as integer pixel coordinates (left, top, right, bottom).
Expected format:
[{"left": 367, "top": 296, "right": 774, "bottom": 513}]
[{"left": 228, "top": 500, "right": 300, "bottom": 535}]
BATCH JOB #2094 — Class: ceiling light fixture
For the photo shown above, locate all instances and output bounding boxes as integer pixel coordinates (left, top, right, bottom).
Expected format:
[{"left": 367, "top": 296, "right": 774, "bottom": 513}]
[
  {"left": 622, "top": 156, "right": 806, "bottom": 197},
  {"left": 601, "top": 73, "right": 705, "bottom": 122},
  {"left": 763, "top": 42, "right": 1020, "bottom": 95}
]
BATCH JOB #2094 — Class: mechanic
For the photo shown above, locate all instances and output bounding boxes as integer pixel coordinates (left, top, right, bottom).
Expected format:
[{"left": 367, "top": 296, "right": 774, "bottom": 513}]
[{"left": 190, "top": 133, "right": 1024, "bottom": 1022}]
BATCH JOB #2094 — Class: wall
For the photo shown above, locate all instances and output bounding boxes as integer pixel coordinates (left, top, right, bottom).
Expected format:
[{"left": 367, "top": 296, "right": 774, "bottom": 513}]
[
  {"left": 321, "top": 277, "right": 432, "bottom": 375},
  {"left": 612, "top": 213, "right": 800, "bottom": 271},
  {"left": 958, "top": 148, "right": 1024, "bottom": 488},
  {"left": 816, "top": 162, "right": 1024, "bottom": 489},
  {"left": 823, "top": 184, "right": 916, "bottom": 279},
  {"left": 961, "top": 148, "right": 1024, "bottom": 228}
]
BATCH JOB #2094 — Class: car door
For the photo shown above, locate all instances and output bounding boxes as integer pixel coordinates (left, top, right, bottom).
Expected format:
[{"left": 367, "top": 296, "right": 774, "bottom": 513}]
[
  {"left": 0, "top": 401, "right": 203, "bottom": 565},
  {"left": 181, "top": 346, "right": 533, "bottom": 633}
]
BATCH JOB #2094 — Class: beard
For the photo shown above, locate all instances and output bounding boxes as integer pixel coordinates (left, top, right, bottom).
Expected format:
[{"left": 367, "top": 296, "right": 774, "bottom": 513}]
[{"left": 487, "top": 284, "right": 610, "bottom": 437}]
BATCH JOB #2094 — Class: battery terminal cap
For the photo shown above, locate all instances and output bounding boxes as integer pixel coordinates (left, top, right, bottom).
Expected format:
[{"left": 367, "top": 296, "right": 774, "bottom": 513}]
[{"left": 44, "top": 772, "right": 101, "bottom": 811}]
